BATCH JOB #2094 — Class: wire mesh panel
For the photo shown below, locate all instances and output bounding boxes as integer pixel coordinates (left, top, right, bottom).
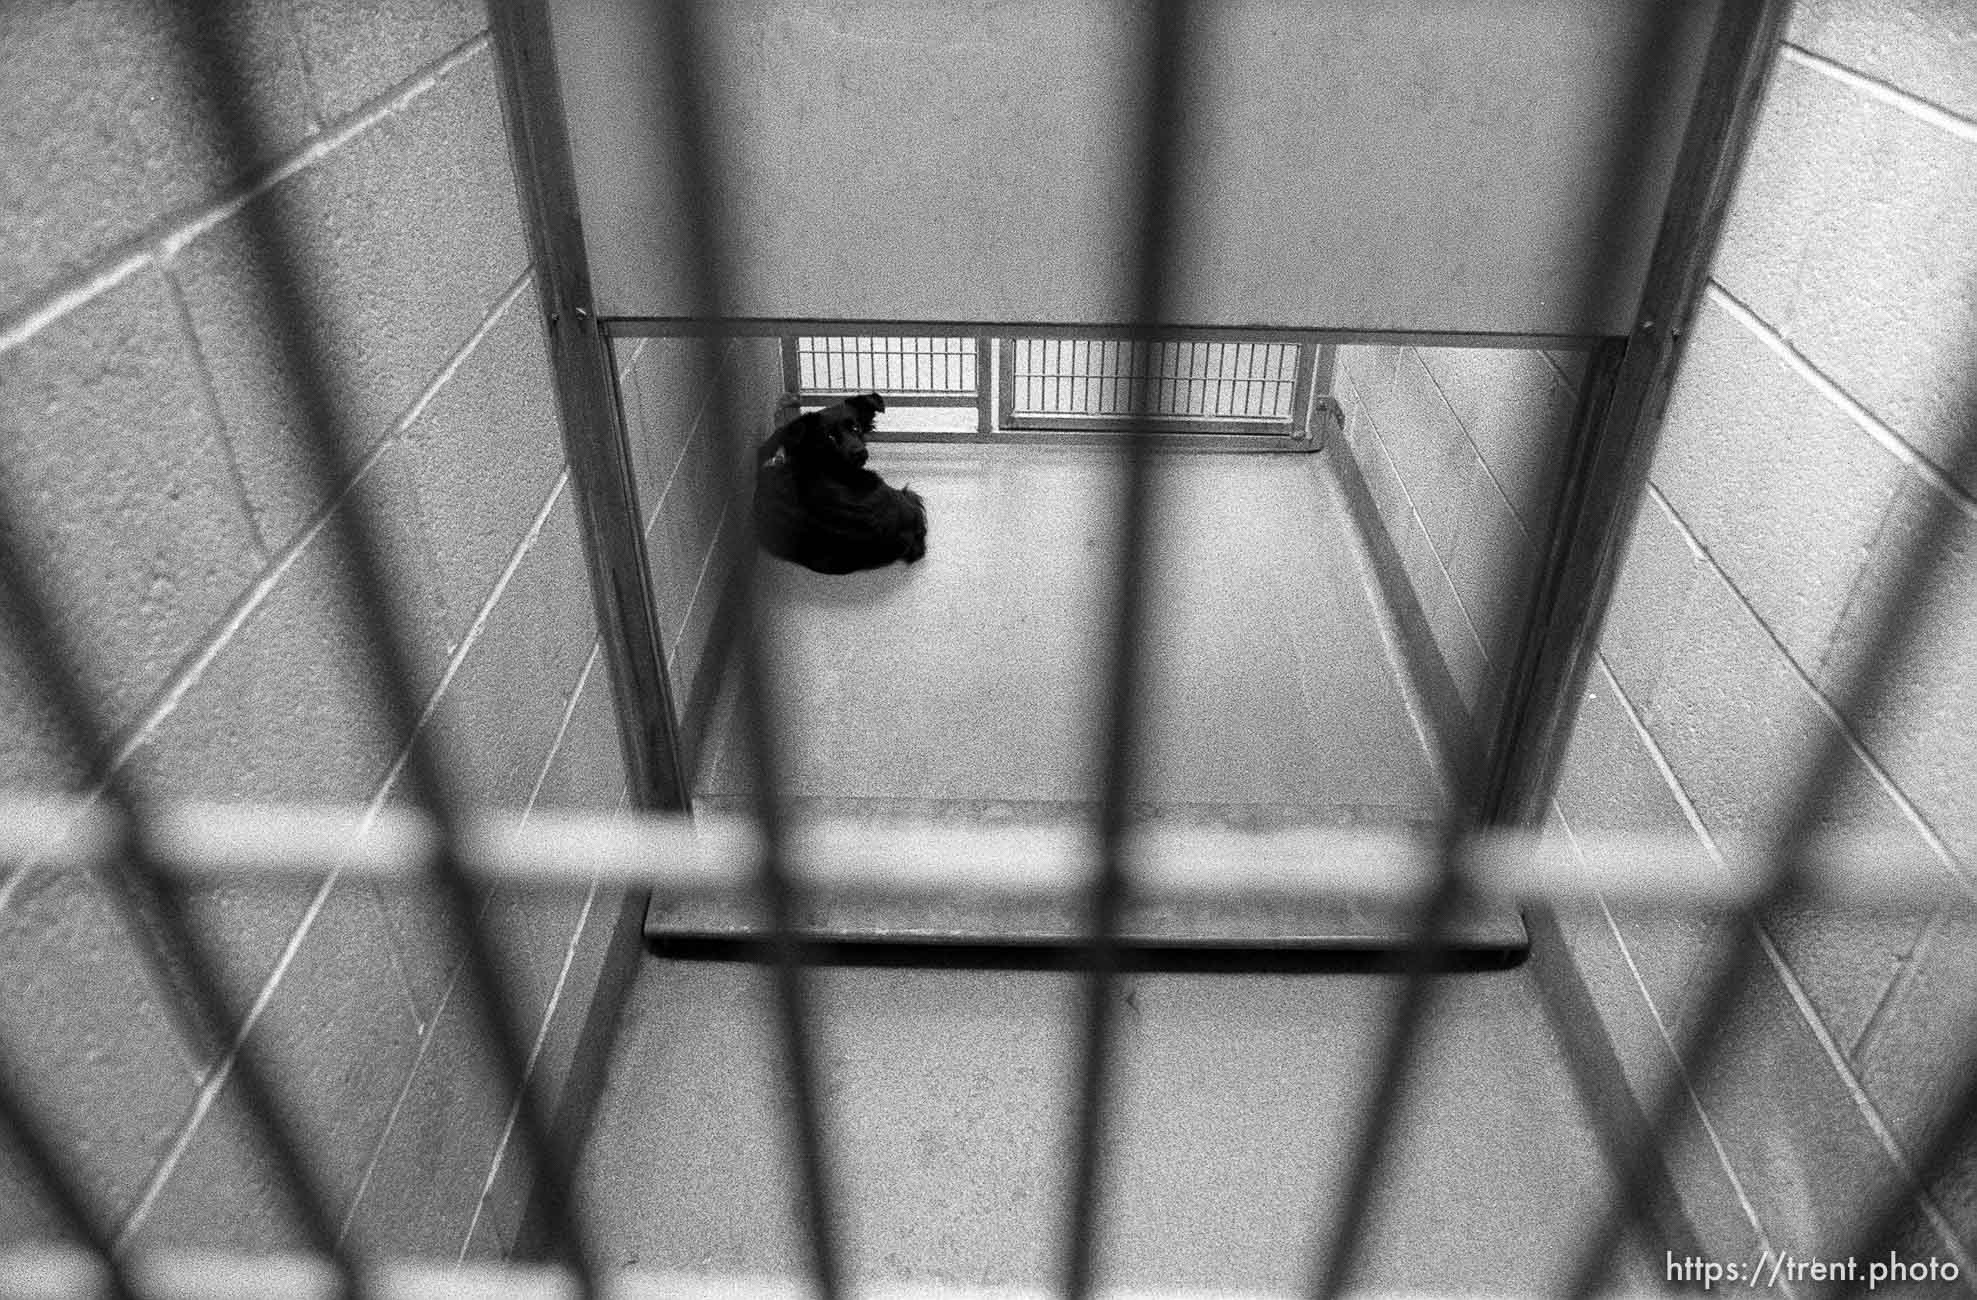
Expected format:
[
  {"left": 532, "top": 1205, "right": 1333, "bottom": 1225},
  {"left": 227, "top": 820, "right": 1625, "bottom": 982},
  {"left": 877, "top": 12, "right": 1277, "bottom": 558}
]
[
  {"left": 789, "top": 335, "right": 981, "bottom": 401},
  {"left": 782, "top": 334, "right": 992, "bottom": 433},
  {"left": 780, "top": 333, "right": 1319, "bottom": 444},
  {"left": 1002, "top": 338, "right": 1309, "bottom": 433}
]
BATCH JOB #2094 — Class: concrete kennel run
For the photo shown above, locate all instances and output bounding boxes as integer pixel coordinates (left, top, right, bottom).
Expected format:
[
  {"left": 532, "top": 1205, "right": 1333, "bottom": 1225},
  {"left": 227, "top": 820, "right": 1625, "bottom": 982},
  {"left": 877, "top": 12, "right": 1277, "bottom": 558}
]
[{"left": 0, "top": 0, "right": 1974, "bottom": 1296}]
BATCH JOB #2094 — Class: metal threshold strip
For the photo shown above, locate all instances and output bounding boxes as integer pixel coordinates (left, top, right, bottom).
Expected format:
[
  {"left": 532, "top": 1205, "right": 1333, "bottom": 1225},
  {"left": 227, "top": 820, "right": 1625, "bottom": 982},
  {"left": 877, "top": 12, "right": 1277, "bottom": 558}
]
[
  {"left": 643, "top": 806, "right": 1525, "bottom": 953},
  {"left": 644, "top": 890, "right": 1529, "bottom": 955}
]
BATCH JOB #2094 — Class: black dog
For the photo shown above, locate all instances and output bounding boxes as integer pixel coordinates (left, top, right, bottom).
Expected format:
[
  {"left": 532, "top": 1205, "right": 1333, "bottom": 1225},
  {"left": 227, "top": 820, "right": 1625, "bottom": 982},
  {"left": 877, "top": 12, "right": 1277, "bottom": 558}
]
[{"left": 752, "top": 392, "right": 928, "bottom": 575}]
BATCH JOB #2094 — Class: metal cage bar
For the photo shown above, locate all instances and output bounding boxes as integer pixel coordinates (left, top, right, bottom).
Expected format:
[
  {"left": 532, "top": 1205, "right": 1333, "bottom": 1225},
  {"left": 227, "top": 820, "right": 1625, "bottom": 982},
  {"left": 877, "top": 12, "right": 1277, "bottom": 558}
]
[
  {"left": 0, "top": 504, "right": 363, "bottom": 1297},
  {"left": 648, "top": 1, "right": 849, "bottom": 1294},
  {"left": 3, "top": 1, "right": 1973, "bottom": 1293},
  {"left": 0, "top": 1059, "right": 137, "bottom": 1300},
  {"left": 150, "top": 7, "right": 603, "bottom": 1292},
  {"left": 1308, "top": 820, "right": 1473, "bottom": 1299},
  {"left": 1304, "top": 0, "right": 1803, "bottom": 1290},
  {"left": 1061, "top": 2, "right": 1197, "bottom": 1293},
  {"left": 3, "top": 801, "right": 1961, "bottom": 908},
  {"left": 1560, "top": 305, "right": 1977, "bottom": 1299}
]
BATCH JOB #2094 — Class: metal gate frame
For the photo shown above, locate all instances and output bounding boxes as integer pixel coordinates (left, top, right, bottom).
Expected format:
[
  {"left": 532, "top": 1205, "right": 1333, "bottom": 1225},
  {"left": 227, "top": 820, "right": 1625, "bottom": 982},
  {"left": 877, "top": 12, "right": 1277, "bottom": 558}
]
[{"left": 777, "top": 328, "right": 1338, "bottom": 451}]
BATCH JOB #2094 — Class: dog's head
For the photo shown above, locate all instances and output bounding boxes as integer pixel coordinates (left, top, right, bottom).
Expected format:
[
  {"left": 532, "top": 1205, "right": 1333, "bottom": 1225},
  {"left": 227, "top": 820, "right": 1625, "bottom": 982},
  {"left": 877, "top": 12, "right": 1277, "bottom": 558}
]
[{"left": 784, "top": 392, "right": 884, "bottom": 469}]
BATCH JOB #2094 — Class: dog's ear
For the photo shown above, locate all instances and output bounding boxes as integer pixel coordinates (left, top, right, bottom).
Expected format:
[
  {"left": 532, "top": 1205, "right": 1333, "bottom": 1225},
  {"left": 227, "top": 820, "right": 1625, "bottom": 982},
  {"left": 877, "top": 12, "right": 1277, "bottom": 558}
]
[{"left": 848, "top": 392, "right": 886, "bottom": 418}]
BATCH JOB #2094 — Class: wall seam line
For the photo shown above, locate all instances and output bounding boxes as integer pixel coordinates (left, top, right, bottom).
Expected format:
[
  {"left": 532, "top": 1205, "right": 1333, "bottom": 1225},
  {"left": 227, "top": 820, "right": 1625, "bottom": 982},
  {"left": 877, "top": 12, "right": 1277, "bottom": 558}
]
[
  {"left": 1641, "top": 482, "right": 1969, "bottom": 890},
  {"left": 1310, "top": 452, "right": 1460, "bottom": 804},
  {"left": 520, "top": 641, "right": 606, "bottom": 820},
  {"left": 1848, "top": 906, "right": 1946, "bottom": 1063},
  {"left": 364, "top": 470, "right": 570, "bottom": 815},
  {"left": 644, "top": 338, "right": 740, "bottom": 537},
  {"left": 1752, "top": 924, "right": 1976, "bottom": 1270},
  {"left": 0, "top": 33, "right": 491, "bottom": 357},
  {"left": 334, "top": 473, "right": 578, "bottom": 1243},
  {"left": 1345, "top": 372, "right": 1495, "bottom": 672},
  {"left": 1812, "top": 473, "right": 1911, "bottom": 688},
  {"left": 1590, "top": 655, "right": 1719, "bottom": 855},
  {"left": 114, "top": 870, "right": 342, "bottom": 1246},
  {"left": 615, "top": 335, "right": 652, "bottom": 380},
  {"left": 155, "top": 31, "right": 491, "bottom": 267},
  {"left": 449, "top": 632, "right": 610, "bottom": 1258},
  {"left": 100, "top": 268, "right": 535, "bottom": 782},
  {"left": 158, "top": 262, "right": 273, "bottom": 562},
  {"left": 117, "top": 435, "right": 557, "bottom": 1242},
  {"left": 1704, "top": 283, "right": 1977, "bottom": 524},
  {"left": 1413, "top": 350, "right": 1536, "bottom": 550},
  {"left": 1553, "top": 802, "right": 1778, "bottom": 1263},
  {"left": 1780, "top": 43, "right": 1977, "bottom": 145},
  {"left": 1595, "top": 638, "right": 1975, "bottom": 1264},
  {"left": 0, "top": 272, "right": 525, "bottom": 922},
  {"left": 672, "top": 499, "right": 733, "bottom": 652},
  {"left": 334, "top": 935, "right": 482, "bottom": 1249},
  {"left": 457, "top": 876, "right": 602, "bottom": 1262},
  {"left": 1539, "top": 350, "right": 1582, "bottom": 397}
]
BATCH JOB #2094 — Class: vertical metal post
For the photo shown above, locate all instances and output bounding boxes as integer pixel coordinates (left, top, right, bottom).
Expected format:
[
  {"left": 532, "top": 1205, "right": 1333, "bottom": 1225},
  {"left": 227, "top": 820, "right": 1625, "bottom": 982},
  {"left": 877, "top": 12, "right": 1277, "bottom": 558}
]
[
  {"left": 781, "top": 336, "right": 803, "bottom": 409},
  {"left": 487, "top": 0, "right": 691, "bottom": 817},
  {"left": 1482, "top": 0, "right": 1794, "bottom": 826},
  {"left": 976, "top": 335, "right": 995, "bottom": 434}
]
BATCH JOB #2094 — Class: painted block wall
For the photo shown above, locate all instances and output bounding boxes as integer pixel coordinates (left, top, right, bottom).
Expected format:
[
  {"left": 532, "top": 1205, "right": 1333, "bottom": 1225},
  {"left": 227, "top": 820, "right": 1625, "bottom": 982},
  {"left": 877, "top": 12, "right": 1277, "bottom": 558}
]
[
  {"left": 1331, "top": 0, "right": 1977, "bottom": 1266},
  {"left": 1328, "top": 340, "right": 1584, "bottom": 761},
  {"left": 0, "top": 1, "right": 630, "bottom": 1260},
  {"left": 614, "top": 334, "right": 783, "bottom": 777}
]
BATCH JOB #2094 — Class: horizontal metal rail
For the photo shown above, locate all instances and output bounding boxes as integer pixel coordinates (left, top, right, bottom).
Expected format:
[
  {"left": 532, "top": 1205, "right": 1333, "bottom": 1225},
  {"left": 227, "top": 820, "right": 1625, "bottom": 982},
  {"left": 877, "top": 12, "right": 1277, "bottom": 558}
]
[
  {"left": 604, "top": 318, "right": 1603, "bottom": 352},
  {"left": 1, "top": 799, "right": 1965, "bottom": 909}
]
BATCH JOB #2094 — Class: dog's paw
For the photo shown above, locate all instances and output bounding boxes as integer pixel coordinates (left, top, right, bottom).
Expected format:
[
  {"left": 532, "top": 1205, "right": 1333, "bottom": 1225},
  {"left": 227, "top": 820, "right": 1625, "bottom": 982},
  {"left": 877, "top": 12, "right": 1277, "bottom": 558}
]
[{"left": 899, "top": 485, "right": 928, "bottom": 564}]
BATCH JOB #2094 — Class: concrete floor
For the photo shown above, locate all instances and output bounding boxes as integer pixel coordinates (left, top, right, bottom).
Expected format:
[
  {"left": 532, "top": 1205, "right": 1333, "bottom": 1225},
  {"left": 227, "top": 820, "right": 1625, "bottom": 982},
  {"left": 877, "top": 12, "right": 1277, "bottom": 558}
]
[
  {"left": 579, "top": 447, "right": 1621, "bottom": 1289},
  {"left": 696, "top": 444, "right": 1448, "bottom": 819},
  {"left": 577, "top": 960, "right": 1625, "bottom": 1292}
]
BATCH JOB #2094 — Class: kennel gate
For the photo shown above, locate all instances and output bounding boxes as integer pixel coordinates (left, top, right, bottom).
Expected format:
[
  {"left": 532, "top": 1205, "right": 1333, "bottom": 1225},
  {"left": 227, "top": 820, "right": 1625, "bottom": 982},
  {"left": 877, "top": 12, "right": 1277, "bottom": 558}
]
[
  {"left": 3, "top": 1, "right": 1975, "bottom": 1298},
  {"left": 782, "top": 333, "right": 1328, "bottom": 448}
]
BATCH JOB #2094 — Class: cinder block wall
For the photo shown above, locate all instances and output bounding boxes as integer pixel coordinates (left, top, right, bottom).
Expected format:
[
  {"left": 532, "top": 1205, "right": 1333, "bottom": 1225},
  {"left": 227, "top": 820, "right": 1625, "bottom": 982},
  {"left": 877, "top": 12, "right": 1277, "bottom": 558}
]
[
  {"left": 1332, "top": 2, "right": 1977, "bottom": 1265},
  {"left": 614, "top": 335, "right": 782, "bottom": 778},
  {"left": 1, "top": 2, "right": 629, "bottom": 1260},
  {"left": 1327, "top": 342, "right": 1585, "bottom": 766},
  {"left": 1546, "top": 3, "right": 1977, "bottom": 1266}
]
